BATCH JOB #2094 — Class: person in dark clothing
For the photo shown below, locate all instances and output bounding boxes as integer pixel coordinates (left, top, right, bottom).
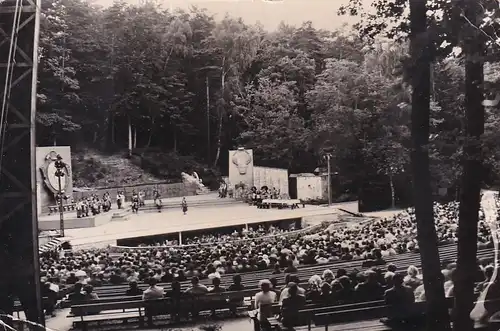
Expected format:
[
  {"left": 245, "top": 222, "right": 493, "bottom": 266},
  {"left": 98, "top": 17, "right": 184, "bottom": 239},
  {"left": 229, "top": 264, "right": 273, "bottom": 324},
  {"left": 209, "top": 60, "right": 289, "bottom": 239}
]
[
  {"left": 69, "top": 283, "right": 86, "bottom": 315},
  {"left": 284, "top": 260, "right": 297, "bottom": 273},
  {"left": 42, "top": 282, "right": 57, "bottom": 317},
  {"left": 355, "top": 270, "right": 384, "bottom": 302},
  {"left": 66, "top": 272, "right": 78, "bottom": 285},
  {"left": 166, "top": 280, "right": 182, "bottom": 322},
  {"left": 281, "top": 283, "right": 306, "bottom": 328},
  {"left": 228, "top": 274, "right": 245, "bottom": 315},
  {"left": 109, "top": 271, "right": 124, "bottom": 285},
  {"left": 125, "top": 281, "right": 143, "bottom": 296},
  {"left": 362, "top": 250, "right": 386, "bottom": 268},
  {"left": 383, "top": 273, "right": 416, "bottom": 324}
]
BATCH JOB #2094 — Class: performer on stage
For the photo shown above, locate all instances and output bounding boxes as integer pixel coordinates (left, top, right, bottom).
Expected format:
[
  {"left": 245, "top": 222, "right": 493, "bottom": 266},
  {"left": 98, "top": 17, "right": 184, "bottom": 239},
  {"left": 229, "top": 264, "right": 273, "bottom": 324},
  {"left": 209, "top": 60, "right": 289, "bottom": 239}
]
[
  {"left": 153, "top": 190, "right": 162, "bottom": 212},
  {"left": 116, "top": 191, "right": 124, "bottom": 209},
  {"left": 131, "top": 191, "right": 139, "bottom": 213},
  {"left": 181, "top": 197, "right": 188, "bottom": 215}
]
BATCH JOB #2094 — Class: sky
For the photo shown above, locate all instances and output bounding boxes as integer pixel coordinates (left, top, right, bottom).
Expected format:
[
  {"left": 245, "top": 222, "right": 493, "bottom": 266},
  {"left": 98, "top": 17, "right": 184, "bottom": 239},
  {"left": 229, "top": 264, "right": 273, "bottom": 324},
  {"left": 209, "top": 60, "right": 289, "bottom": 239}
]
[{"left": 96, "top": 0, "right": 371, "bottom": 32}]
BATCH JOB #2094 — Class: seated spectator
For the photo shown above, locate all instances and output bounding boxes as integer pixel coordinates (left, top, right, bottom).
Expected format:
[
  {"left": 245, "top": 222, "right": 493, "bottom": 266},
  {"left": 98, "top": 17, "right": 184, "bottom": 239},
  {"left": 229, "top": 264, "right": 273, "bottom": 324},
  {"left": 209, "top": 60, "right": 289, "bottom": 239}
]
[
  {"left": 284, "top": 260, "right": 297, "bottom": 273},
  {"left": 477, "top": 265, "right": 495, "bottom": 292},
  {"left": 68, "top": 283, "right": 85, "bottom": 304},
  {"left": 403, "top": 265, "right": 422, "bottom": 291},
  {"left": 41, "top": 281, "right": 57, "bottom": 317},
  {"left": 126, "top": 281, "right": 143, "bottom": 296},
  {"left": 322, "top": 269, "right": 335, "bottom": 283},
  {"left": 208, "top": 277, "right": 227, "bottom": 317},
  {"left": 88, "top": 273, "right": 102, "bottom": 287},
  {"left": 83, "top": 285, "right": 99, "bottom": 300},
  {"left": 362, "top": 250, "right": 386, "bottom": 268},
  {"left": 272, "top": 264, "right": 281, "bottom": 274},
  {"left": 279, "top": 275, "right": 305, "bottom": 304},
  {"left": 185, "top": 276, "right": 209, "bottom": 295},
  {"left": 384, "top": 273, "right": 416, "bottom": 323},
  {"left": 209, "top": 277, "right": 226, "bottom": 293},
  {"left": 281, "top": 283, "right": 306, "bottom": 327},
  {"left": 142, "top": 278, "right": 164, "bottom": 300},
  {"left": 66, "top": 272, "right": 78, "bottom": 285},
  {"left": 166, "top": 280, "right": 182, "bottom": 322},
  {"left": 335, "top": 276, "right": 353, "bottom": 303},
  {"left": 228, "top": 274, "right": 245, "bottom": 316},
  {"left": 384, "top": 272, "right": 395, "bottom": 290},
  {"left": 355, "top": 270, "right": 384, "bottom": 302},
  {"left": 317, "top": 282, "right": 333, "bottom": 305},
  {"left": 110, "top": 270, "right": 124, "bottom": 285},
  {"left": 254, "top": 280, "right": 277, "bottom": 331}
]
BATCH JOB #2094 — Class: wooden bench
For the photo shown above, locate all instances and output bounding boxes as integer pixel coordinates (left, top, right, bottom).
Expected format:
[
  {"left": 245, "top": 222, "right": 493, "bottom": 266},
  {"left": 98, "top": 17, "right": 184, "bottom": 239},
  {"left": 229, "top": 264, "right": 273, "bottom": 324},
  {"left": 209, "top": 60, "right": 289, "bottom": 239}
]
[
  {"left": 92, "top": 246, "right": 493, "bottom": 300},
  {"left": 93, "top": 243, "right": 460, "bottom": 295},
  {"left": 92, "top": 246, "right": 436, "bottom": 295},
  {"left": 312, "top": 297, "right": 470, "bottom": 331},
  {"left": 69, "top": 289, "right": 255, "bottom": 330},
  {"left": 48, "top": 203, "right": 76, "bottom": 214}
]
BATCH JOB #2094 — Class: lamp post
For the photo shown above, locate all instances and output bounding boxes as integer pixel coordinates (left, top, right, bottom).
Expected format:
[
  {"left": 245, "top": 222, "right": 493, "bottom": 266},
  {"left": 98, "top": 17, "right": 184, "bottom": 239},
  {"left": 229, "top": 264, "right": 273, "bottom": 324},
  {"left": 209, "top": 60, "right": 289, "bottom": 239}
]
[
  {"left": 323, "top": 153, "right": 332, "bottom": 206},
  {"left": 54, "top": 154, "right": 66, "bottom": 237}
]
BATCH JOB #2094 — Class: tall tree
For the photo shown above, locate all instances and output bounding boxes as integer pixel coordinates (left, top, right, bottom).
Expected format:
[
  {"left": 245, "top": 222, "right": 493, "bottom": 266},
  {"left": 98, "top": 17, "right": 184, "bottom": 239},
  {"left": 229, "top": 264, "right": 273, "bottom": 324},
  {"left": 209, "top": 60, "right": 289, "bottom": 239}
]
[
  {"left": 454, "top": 2, "right": 487, "bottom": 330},
  {"left": 408, "top": 0, "right": 451, "bottom": 330}
]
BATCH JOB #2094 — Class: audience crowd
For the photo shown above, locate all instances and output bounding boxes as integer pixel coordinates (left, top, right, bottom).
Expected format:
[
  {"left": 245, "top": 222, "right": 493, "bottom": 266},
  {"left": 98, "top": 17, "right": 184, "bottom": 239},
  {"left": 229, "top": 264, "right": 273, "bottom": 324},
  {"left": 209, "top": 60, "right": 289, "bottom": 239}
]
[{"left": 36, "top": 199, "right": 499, "bottom": 324}]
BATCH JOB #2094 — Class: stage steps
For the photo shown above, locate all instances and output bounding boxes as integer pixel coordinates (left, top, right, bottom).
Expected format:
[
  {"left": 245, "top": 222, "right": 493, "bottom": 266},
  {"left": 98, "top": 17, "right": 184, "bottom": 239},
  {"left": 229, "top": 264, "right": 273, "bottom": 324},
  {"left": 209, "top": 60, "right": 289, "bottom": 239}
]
[
  {"left": 110, "top": 208, "right": 131, "bottom": 222},
  {"left": 136, "top": 197, "right": 241, "bottom": 213}
]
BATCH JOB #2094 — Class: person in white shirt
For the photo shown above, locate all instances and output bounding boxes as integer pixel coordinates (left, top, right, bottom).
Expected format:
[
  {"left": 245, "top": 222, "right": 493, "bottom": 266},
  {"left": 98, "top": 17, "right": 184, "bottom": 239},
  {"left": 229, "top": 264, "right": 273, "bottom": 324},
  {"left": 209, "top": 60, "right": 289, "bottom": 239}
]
[
  {"left": 142, "top": 278, "right": 164, "bottom": 300},
  {"left": 254, "top": 279, "right": 277, "bottom": 330}
]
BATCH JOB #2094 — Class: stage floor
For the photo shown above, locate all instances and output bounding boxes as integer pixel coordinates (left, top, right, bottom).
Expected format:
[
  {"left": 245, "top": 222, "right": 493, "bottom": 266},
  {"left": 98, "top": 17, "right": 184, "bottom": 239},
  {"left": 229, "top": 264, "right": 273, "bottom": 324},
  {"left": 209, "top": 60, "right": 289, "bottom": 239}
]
[{"left": 63, "top": 201, "right": 358, "bottom": 248}]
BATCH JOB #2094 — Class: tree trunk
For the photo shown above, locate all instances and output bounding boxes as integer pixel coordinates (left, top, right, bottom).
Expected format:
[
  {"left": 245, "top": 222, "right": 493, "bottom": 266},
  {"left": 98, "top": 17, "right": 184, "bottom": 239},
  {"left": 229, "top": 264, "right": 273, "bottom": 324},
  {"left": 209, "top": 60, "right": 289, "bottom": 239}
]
[
  {"left": 206, "top": 75, "right": 211, "bottom": 163},
  {"left": 111, "top": 113, "right": 115, "bottom": 145},
  {"left": 453, "top": 3, "right": 485, "bottom": 330},
  {"left": 128, "top": 116, "right": 132, "bottom": 157},
  {"left": 389, "top": 172, "right": 395, "bottom": 209},
  {"left": 173, "top": 127, "right": 177, "bottom": 153},
  {"left": 133, "top": 126, "right": 137, "bottom": 149},
  {"left": 213, "top": 68, "right": 225, "bottom": 168},
  {"left": 146, "top": 117, "right": 154, "bottom": 148},
  {"left": 409, "top": 1, "right": 451, "bottom": 330}
]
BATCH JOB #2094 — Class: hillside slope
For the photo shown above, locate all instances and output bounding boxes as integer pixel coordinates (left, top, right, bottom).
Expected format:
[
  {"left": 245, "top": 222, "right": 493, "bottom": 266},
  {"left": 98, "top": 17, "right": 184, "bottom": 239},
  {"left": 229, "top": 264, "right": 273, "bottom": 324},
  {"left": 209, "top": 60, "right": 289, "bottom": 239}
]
[{"left": 72, "top": 150, "right": 162, "bottom": 188}]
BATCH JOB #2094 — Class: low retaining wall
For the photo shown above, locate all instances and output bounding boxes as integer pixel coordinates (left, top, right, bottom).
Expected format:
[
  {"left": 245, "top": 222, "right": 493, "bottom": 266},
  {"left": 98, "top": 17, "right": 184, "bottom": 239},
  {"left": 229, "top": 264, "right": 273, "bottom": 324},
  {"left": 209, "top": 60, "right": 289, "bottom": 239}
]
[
  {"left": 73, "top": 182, "right": 197, "bottom": 201},
  {"left": 108, "top": 222, "right": 328, "bottom": 252}
]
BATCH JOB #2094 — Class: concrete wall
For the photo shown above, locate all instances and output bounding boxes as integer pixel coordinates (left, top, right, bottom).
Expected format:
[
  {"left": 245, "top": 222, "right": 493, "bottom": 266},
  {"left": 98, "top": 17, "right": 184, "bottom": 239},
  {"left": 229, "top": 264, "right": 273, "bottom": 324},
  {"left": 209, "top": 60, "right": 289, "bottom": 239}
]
[
  {"left": 228, "top": 148, "right": 254, "bottom": 190},
  {"left": 73, "top": 182, "right": 197, "bottom": 201},
  {"left": 36, "top": 146, "right": 73, "bottom": 214},
  {"left": 253, "top": 166, "right": 289, "bottom": 196},
  {"left": 296, "top": 176, "right": 325, "bottom": 200}
]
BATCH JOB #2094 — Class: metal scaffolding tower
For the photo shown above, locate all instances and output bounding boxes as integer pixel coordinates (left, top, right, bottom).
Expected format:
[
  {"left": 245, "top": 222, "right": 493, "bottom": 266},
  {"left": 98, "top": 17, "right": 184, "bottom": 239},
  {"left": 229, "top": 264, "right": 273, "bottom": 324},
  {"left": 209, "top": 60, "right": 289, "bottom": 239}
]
[{"left": 0, "top": 0, "right": 44, "bottom": 326}]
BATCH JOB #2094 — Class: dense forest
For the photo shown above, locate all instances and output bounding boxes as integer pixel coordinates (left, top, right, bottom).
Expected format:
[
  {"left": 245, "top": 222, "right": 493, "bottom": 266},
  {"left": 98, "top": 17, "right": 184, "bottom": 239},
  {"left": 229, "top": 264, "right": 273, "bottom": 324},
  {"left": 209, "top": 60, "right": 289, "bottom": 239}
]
[{"left": 38, "top": 0, "right": 500, "bottom": 197}]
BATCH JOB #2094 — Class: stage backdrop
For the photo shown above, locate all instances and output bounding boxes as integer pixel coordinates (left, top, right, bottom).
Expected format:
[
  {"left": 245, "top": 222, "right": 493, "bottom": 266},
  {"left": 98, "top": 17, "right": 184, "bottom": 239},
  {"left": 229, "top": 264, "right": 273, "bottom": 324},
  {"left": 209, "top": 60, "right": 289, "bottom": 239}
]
[
  {"left": 35, "top": 146, "right": 73, "bottom": 214},
  {"left": 228, "top": 147, "right": 254, "bottom": 190},
  {"left": 290, "top": 173, "right": 328, "bottom": 200},
  {"left": 253, "top": 166, "right": 289, "bottom": 196}
]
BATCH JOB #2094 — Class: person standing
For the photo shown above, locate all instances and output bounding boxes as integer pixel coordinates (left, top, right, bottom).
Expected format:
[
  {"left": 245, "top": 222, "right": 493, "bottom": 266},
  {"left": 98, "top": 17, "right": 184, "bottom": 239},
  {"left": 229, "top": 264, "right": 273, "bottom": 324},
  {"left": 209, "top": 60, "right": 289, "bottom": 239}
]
[{"left": 181, "top": 197, "right": 188, "bottom": 215}]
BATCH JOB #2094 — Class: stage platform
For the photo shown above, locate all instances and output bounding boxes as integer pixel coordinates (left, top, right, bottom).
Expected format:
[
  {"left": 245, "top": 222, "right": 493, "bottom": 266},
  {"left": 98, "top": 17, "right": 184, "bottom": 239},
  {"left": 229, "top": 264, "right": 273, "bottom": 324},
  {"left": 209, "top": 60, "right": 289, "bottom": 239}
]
[
  {"left": 62, "top": 200, "right": 358, "bottom": 249},
  {"left": 38, "top": 193, "right": 239, "bottom": 230}
]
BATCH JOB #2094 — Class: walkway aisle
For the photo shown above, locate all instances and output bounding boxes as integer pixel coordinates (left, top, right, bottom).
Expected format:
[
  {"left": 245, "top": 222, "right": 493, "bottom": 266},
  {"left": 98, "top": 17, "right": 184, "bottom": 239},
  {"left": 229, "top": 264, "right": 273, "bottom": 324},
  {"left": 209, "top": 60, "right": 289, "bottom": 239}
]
[{"left": 46, "top": 308, "right": 72, "bottom": 331}]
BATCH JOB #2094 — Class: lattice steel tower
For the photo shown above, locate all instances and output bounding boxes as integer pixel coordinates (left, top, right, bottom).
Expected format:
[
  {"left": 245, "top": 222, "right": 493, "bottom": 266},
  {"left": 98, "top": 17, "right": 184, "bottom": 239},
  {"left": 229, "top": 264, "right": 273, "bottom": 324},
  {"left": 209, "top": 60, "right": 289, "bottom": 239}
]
[{"left": 0, "top": 0, "right": 44, "bottom": 326}]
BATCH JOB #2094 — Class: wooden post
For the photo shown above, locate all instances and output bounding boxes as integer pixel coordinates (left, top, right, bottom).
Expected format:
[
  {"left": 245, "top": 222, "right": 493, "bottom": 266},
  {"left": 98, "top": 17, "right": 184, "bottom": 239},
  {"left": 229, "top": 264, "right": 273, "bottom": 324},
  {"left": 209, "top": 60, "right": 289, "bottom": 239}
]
[{"left": 178, "top": 232, "right": 182, "bottom": 245}]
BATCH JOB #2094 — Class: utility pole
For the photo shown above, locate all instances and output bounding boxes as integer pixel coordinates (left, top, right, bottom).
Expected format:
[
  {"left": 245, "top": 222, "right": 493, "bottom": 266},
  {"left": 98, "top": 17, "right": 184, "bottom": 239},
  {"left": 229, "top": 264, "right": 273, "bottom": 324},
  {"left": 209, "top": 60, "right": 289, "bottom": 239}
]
[
  {"left": 55, "top": 154, "right": 66, "bottom": 237},
  {"left": 324, "top": 153, "right": 332, "bottom": 206}
]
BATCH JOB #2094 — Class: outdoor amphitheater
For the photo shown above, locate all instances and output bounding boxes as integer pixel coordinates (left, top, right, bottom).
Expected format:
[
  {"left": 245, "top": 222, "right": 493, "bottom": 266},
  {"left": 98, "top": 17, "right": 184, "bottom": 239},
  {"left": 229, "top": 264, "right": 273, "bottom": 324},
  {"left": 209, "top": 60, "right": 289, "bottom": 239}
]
[{"left": 25, "top": 189, "right": 500, "bottom": 331}]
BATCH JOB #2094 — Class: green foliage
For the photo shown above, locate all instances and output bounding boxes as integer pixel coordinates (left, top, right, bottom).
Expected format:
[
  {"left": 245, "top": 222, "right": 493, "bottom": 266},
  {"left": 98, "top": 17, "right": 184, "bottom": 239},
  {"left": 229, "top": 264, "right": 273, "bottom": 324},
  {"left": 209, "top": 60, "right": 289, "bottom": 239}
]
[{"left": 38, "top": 0, "right": 500, "bottom": 192}]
